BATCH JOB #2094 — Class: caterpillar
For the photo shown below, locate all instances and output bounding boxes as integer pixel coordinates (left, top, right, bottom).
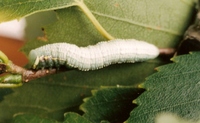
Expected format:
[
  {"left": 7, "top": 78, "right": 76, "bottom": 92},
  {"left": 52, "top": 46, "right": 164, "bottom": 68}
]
[{"left": 28, "top": 39, "right": 159, "bottom": 71}]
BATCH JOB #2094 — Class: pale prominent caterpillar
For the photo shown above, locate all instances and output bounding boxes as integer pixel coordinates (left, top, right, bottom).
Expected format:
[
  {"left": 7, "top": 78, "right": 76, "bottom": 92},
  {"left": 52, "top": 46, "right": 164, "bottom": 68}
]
[{"left": 28, "top": 39, "right": 159, "bottom": 71}]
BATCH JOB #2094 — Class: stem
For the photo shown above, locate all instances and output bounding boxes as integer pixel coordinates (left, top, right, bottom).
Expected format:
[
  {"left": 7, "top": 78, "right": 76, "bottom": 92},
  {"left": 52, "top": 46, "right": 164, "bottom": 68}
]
[
  {"left": 75, "top": 0, "right": 115, "bottom": 40},
  {"left": 0, "top": 60, "right": 57, "bottom": 87},
  {"left": 7, "top": 61, "right": 57, "bottom": 82},
  {"left": 0, "top": 51, "right": 9, "bottom": 64},
  {"left": 0, "top": 51, "right": 58, "bottom": 87},
  {"left": 159, "top": 48, "right": 176, "bottom": 56},
  {"left": 23, "top": 69, "right": 57, "bottom": 82}
]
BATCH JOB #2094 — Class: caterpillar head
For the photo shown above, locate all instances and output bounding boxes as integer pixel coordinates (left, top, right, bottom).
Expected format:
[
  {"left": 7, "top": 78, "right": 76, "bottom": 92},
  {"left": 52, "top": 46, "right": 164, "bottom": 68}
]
[
  {"left": 28, "top": 50, "right": 57, "bottom": 69},
  {"left": 28, "top": 50, "right": 40, "bottom": 69}
]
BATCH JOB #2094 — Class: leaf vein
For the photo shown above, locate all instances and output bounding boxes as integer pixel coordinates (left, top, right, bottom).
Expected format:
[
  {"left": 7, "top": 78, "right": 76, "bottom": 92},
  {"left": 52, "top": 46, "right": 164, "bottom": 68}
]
[{"left": 91, "top": 11, "right": 182, "bottom": 36}]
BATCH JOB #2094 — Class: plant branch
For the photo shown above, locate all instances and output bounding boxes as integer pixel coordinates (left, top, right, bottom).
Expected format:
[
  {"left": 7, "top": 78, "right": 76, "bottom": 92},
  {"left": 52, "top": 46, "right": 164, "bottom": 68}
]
[{"left": 6, "top": 61, "right": 57, "bottom": 82}]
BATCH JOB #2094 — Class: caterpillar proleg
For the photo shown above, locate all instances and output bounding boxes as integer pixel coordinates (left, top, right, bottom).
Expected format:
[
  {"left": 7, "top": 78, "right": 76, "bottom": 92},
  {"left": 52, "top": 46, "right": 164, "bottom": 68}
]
[{"left": 28, "top": 39, "right": 159, "bottom": 71}]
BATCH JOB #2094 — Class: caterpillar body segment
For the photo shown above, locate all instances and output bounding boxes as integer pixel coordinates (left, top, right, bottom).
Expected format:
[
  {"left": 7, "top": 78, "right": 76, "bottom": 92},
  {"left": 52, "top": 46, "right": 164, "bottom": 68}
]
[{"left": 28, "top": 39, "right": 159, "bottom": 71}]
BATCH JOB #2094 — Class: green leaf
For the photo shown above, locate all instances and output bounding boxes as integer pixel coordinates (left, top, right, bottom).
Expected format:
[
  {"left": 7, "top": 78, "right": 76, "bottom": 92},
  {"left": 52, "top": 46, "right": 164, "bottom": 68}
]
[
  {"left": 1, "top": 0, "right": 195, "bottom": 47},
  {"left": 13, "top": 114, "right": 59, "bottom": 123},
  {"left": 0, "top": 0, "right": 75, "bottom": 22},
  {"left": 155, "top": 112, "right": 200, "bottom": 123},
  {"left": 0, "top": 88, "right": 12, "bottom": 102},
  {"left": 21, "top": 0, "right": 195, "bottom": 49},
  {"left": 13, "top": 112, "right": 91, "bottom": 123},
  {"left": 63, "top": 112, "right": 91, "bottom": 123},
  {"left": 25, "top": 11, "right": 57, "bottom": 41},
  {"left": 125, "top": 52, "right": 200, "bottom": 123},
  {"left": 80, "top": 86, "right": 144, "bottom": 123},
  {"left": 0, "top": 61, "right": 159, "bottom": 123},
  {"left": 0, "top": 0, "right": 196, "bottom": 122}
]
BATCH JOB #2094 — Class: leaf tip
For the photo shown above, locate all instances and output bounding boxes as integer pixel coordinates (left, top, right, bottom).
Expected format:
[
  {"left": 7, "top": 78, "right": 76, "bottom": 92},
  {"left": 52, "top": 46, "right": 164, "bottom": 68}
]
[
  {"left": 155, "top": 66, "right": 163, "bottom": 72},
  {"left": 170, "top": 57, "right": 176, "bottom": 62},
  {"left": 91, "top": 89, "right": 98, "bottom": 95},
  {"left": 82, "top": 97, "right": 90, "bottom": 102},
  {"left": 79, "top": 103, "right": 87, "bottom": 114},
  {"left": 138, "top": 83, "right": 145, "bottom": 88},
  {"left": 132, "top": 99, "right": 138, "bottom": 104}
]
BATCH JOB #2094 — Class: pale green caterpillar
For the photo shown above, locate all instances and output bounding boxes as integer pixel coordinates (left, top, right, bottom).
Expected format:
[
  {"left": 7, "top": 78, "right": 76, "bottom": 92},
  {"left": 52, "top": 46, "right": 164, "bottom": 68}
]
[{"left": 28, "top": 39, "right": 159, "bottom": 71}]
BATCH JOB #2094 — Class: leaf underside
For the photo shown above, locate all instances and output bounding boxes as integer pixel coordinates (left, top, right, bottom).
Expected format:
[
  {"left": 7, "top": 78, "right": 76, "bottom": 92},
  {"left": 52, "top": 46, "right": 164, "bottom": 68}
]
[{"left": 19, "top": 0, "right": 195, "bottom": 50}]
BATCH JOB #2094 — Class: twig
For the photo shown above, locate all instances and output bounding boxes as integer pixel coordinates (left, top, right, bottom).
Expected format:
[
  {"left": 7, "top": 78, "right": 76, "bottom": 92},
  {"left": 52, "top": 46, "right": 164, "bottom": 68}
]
[
  {"left": 0, "top": 61, "right": 57, "bottom": 83},
  {"left": 159, "top": 48, "right": 176, "bottom": 56}
]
